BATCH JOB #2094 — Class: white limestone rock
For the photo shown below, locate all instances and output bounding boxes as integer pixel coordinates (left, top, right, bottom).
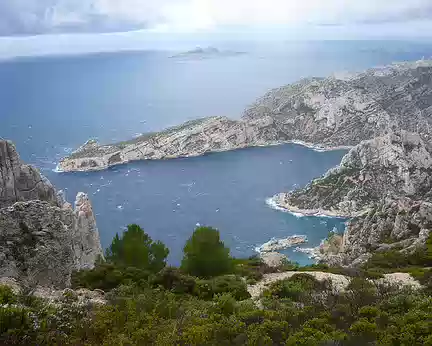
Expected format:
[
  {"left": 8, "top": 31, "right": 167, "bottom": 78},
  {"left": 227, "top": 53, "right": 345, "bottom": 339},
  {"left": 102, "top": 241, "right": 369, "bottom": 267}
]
[
  {"left": 0, "top": 140, "right": 103, "bottom": 288},
  {"left": 59, "top": 60, "right": 432, "bottom": 172},
  {"left": 275, "top": 131, "right": 432, "bottom": 218},
  {"left": 0, "top": 140, "right": 59, "bottom": 208}
]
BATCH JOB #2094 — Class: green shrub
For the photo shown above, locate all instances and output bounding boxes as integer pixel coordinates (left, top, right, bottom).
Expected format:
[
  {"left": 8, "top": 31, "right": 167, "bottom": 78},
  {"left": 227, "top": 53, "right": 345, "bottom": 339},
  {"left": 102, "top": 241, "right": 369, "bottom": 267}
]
[
  {"left": 212, "top": 293, "right": 237, "bottom": 316},
  {"left": 152, "top": 267, "right": 196, "bottom": 294},
  {"left": 72, "top": 263, "right": 151, "bottom": 291},
  {"left": 181, "top": 227, "right": 233, "bottom": 278},
  {"left": 0, "top": 306, "right": 31, "bottom": 336},
  {"left": 106, "top": 224, "right": 169, "bottom": 272},
  {"left": 195, "top": 275, "right": 250, "bottom": 300},
  {"left": 0, "top": 286, "right": 17, "bottom": 305},
  {"left": 232, "top": 256, "right": 271, "bottom": 281},
  {"left": 264, "top": 274, "right": 330, "bottom": 301}
]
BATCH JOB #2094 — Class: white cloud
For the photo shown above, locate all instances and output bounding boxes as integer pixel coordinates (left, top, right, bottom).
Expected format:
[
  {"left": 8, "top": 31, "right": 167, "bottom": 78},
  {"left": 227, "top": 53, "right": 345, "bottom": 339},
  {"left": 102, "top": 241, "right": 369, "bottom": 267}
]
[{"left": 1, "top": 0, "right": 432, "bottom": 35}]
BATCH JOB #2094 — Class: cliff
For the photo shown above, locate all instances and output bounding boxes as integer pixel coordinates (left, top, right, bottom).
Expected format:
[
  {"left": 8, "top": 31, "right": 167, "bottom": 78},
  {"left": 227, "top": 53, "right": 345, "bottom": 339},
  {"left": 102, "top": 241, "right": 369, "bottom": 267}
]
[
  {"left": 318, "top": 198, "right": 432, "bottom": 266},
  {"left": 273, "top": 131, "right": 432, "bottom": 217},
  {"left": 0, "top": 140, "right": 62, "bottom": 207},
  {"left": 59, "top": 60, "right": 432, "bottom": 172},
  {"left": 0, "top": 140, "right": 103, "bottom": 288}
]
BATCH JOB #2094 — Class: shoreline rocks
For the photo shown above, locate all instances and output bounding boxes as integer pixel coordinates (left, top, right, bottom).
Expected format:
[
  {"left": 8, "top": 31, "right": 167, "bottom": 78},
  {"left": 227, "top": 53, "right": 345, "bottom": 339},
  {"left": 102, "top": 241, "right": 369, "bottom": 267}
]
[
  {"left": 257, "top": 235, "right": 308, "bottom": 253},
  {"left": 270, "top": 194, "right": 355, "bottom": 218},
  {"left": 275, "top": 131, "right": 432, "bottom": 218},
  {"left": 273, "top": 131, "right": 432, "bottom": 266}
]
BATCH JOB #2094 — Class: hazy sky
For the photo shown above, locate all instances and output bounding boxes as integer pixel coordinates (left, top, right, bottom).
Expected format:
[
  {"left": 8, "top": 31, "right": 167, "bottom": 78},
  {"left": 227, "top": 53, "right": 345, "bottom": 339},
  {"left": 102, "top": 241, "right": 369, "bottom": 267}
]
[
  {"left": 1, "top": 0, "right": 432, "bottom": 36},
  {"left": 0, "top": 1, "right": 432, "bottom": 59}
]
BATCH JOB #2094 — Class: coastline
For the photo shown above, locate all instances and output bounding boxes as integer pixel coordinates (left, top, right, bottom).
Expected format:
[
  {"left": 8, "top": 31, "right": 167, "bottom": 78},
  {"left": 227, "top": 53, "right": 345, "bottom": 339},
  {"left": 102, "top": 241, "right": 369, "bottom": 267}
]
[
  {"left": 265, "top": 196, "right": 352, "bottom": 219},
  {"left": 56, "top": 138, "right": 352, "bottom": 174}
]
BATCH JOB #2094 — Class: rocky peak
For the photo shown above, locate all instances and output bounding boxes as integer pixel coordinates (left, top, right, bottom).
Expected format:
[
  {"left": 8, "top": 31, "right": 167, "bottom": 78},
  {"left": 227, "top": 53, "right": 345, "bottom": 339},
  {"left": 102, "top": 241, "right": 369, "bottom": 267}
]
[
  {"left": 73, "top": 192, "right": 103, "bottom": 270},
  {"left": 0, "top": 140, "right": 60, "bottom": 208},
  {"left": 0, "top": 140, "right": 103, "bottom": 288}
]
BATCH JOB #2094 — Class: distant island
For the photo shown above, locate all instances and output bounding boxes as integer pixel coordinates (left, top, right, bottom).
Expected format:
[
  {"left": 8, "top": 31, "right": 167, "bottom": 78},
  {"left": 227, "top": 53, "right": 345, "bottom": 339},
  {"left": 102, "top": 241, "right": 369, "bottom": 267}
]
[{"left": 169, "top": 46, "right": 246, "bottom": 60}]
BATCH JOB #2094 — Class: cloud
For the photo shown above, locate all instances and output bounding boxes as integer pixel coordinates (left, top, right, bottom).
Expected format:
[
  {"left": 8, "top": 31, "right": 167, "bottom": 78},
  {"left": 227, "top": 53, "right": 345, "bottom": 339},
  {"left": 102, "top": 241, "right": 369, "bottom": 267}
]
[{"left": 1, "top": 0, "right": 432, "bottom": 36}]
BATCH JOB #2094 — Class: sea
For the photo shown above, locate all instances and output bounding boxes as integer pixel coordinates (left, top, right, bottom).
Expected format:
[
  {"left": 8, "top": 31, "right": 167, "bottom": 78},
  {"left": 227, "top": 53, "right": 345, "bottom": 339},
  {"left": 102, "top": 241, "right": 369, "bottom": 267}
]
[{"left": 2, "top": 40, "right": 432, "bottom": 265}]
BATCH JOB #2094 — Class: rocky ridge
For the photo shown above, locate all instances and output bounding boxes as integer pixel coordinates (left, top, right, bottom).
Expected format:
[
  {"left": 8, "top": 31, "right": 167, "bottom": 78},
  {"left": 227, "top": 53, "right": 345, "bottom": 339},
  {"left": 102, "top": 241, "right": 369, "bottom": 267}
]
[
  {"left": 273, "top": 131, "right": 432, "bottom": 218},
  {"left": 59, "top": 60, "right": 432, "bottom": 172},
  {"left": 319, "top": 198, "right": 432, "bottom": 266},
  {"left": 0, "top": 140, "right": 103, "bottom": 288},
  {"left": 272, "top": 131, "right": 432, "bottom": 265}
]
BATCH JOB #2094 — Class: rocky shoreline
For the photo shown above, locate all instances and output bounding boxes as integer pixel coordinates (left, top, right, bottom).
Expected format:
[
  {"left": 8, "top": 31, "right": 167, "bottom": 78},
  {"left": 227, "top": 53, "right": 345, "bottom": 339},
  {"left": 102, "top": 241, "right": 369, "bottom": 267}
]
[
  {"left": 257, "top": 235, "right": 308, "bottom": 253},
  {"left": 58, "top": 60, "right": 432, "bottom": 173},
  {"left": 267, "top": 195, "right": 355, "bottom": 219},
  {"left": 277, "top": 131, "right": 432, "bottom": 266},
  {"left": 57, "top": 130, "right": 350, "bottom": 173}
]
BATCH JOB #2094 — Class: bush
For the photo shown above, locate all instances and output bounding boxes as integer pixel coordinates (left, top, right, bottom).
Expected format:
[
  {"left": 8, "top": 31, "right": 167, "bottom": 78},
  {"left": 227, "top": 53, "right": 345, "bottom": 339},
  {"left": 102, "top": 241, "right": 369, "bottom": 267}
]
[
  {"left": 264, "top": 274, "right": 330, "bottom": 301},
  {"left": 72, "top": 263, "right": 151, "bottom": 291},
  {"left": 233, "top": 256, "right": 275, "bottom": 281},
  {"left": 0, "top": 286, "right": 17, "bottom": 305},
  {"left": 105, "top": 224, "right": 169, "bottom": 272},
  {"left": 181, "top": 227, "right": 233, "bottom": 278},
  {"left": 152, "top": 267, "right": 196, "bottom": 294},
  {"left": 195, "top": 275, "right": 250, "bottom": 301}
]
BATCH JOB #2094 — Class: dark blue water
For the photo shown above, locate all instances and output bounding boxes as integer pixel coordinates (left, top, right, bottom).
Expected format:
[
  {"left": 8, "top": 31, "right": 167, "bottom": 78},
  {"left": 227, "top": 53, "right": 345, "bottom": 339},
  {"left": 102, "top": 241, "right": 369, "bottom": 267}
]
[{"left": 2, "top": 40, "right": 432, "bottom": 264}]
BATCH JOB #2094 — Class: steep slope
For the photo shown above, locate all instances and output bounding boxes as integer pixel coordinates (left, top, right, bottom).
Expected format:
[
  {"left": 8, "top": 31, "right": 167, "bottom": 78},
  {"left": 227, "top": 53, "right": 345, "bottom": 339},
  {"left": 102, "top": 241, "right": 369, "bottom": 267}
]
[
  {"left": 59, "top": 60, "right": 432, "bottom": 172},
  {"left": 273, "top": 131, "right": 432, "bottom": 217},
  {"left": 244, "top": 60, "right": 432, "bottom": 147},
  {"left": 0, "top": 140, "right": 103, "bottom": 288},
  {"left": 0, "top": 140, "right": 62, "bottom": 208},
  {"left": 317, "top": 198, "right": 432, "bottom": 266}
]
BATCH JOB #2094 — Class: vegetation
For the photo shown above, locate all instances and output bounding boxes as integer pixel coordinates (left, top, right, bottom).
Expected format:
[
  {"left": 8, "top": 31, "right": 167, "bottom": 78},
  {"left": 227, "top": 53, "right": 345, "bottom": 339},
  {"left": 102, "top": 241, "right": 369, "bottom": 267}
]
[
  {"left": 361, "top": 230, "right": 432, "bottom": 288},
  {"left": 181, "top": 226, "right": 233, "bottom": 278},
  {"left": 105, "top": 224, "right": 169, "bottom": 272},
  {"left": 1, "top": 225, "right": 432, "bottom": 345}
]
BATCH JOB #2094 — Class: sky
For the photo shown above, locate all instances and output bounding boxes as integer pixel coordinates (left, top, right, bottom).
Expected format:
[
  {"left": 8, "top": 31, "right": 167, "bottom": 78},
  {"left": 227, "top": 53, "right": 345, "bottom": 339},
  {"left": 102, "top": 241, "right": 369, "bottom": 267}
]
[
  {"left": 0, "top": 1, "right": 432, "bottom": 58},
  {"left": 1, "top": 0, "right": 432, "bottom": 36}
]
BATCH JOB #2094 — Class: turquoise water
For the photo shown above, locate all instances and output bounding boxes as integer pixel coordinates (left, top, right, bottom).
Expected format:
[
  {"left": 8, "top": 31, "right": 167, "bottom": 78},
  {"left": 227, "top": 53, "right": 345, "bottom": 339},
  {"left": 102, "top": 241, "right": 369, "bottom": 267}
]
[{"left": 1, "top": 40, "right": 432, "bottom": 264}]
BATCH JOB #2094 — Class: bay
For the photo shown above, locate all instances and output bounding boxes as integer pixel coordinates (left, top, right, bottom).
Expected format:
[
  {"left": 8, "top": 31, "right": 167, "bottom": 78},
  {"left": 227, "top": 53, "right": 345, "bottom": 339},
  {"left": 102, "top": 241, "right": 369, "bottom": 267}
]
[{"left": 1, "top": 40, "right": 432, "bottom": 264}]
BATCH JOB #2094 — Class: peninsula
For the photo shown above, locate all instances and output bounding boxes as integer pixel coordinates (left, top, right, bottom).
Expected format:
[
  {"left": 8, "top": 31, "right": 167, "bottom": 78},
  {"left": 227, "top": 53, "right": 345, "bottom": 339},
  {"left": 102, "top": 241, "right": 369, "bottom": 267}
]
[{"left": 59, "top": 59, "right": 432, "bottom": 172}]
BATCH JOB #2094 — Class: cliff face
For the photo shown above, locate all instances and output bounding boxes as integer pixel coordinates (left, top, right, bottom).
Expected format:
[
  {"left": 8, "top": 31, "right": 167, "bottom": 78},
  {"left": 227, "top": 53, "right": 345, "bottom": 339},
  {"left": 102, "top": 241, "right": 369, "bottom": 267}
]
[
  {"left": 0, "top": 140, "right": 103, "bottom": 288},
  {"left": 321, "top": 198, "right": 431, "bottom": 266},
  {"left": 0, "top": 140, "right": 61, "bottom": 208},
  {"left": 59, "top": 60, "right": 432, "bottom": 172},
  {"left": 243, "top": 61, "right": 432, "bottom": 147},
  {"left": 274, "top": 131, "right": 432, "bottom": 217}
]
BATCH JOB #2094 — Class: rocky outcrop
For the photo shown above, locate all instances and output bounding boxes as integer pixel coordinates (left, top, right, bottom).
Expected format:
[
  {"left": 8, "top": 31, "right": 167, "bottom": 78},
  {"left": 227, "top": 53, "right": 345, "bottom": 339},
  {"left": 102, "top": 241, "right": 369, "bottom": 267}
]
[
  {"left": 259, "top": 252, "right": 288, "bottom": 268},
  {"left": 0, "top": 140, "right": 60, "bottom": 208},
  {"left": 59, "top": 60, "right": 432, "bottom": 172},
  {"left": 247, "top": 271, "right": 421, "bottom": 300},
  {"left": 257, "top": 235, "right": 308, "bottom": 252},
  {"left": 322, "top": 198, "right": 432, "bottom": 266},
  {"left": 0, "top": 140, "right": 103, "bottom": 288},
  {"left": 273, "top": 131, "right": 432, "bottom": 217}
]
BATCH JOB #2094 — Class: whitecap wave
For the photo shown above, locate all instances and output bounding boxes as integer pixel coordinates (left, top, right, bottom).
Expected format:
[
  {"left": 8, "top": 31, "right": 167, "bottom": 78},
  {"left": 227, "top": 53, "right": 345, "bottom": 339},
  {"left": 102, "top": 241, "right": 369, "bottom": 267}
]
[
  {"left": 52, "top": 163, "right": 63, "bottom": 173},
  {"left": 287, "top": 140, "right": 350, "bottom": 153},
  {"left": 265, "top": 197, "right": 347, "bottom": 219},
  {"left": 265, "top": 197, "right": 305, "bottom": 218}
]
